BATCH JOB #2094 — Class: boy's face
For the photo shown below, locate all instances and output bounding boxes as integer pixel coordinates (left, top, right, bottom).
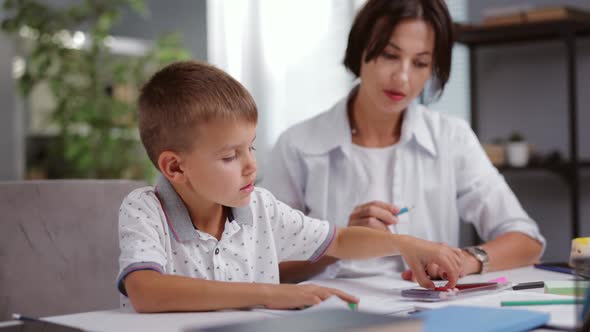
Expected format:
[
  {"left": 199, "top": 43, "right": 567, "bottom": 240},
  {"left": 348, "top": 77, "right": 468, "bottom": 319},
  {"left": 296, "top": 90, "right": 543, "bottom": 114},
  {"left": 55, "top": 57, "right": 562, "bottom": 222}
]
[{"left": 179, "top": 118, "right": 257, "bottom": 208}]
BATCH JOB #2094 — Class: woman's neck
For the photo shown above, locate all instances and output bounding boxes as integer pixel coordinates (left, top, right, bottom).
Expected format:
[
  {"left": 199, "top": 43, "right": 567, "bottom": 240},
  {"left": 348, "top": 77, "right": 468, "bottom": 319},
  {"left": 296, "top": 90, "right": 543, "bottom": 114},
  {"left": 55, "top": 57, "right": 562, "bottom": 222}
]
[
  {"left": 174, "top": 182, "right": 226, "bottom": 240},
  {"left": 349, "top": 87, "right": 405, "bottom": 148}
]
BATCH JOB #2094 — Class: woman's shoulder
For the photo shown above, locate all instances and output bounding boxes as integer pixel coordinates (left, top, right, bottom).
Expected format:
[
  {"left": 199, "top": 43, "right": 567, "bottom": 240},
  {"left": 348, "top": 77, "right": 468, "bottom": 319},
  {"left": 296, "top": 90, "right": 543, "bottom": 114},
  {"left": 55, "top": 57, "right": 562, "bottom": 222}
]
[
  {"left": 277, "top": 98, "right": 348, "bottom": 154},
  {"left": 285, "top": 100, "right": 344, "bottom": 135},
  {"left": 415, "top": 104, "right": 474, "bottom": 141},
  {"left": 417, "top": 104, "right": 469, "bottom": 128}
]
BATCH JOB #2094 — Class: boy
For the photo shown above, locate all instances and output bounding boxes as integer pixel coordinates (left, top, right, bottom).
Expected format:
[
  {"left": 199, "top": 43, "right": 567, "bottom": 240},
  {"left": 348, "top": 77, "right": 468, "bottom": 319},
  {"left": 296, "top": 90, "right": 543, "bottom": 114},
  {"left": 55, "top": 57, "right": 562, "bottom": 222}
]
[{"left": 117, "top": 61, "right": 462, "bottom": 313}]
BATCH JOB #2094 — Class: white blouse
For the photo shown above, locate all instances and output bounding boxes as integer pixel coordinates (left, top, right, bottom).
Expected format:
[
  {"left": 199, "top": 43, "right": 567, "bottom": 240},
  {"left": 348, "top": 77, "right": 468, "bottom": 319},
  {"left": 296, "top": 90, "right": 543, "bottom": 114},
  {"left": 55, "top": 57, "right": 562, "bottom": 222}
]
[
  {"left": 262, "top": 93, "right": 545, "bottom": 279},
  {"left": 337, "top": 144, "right": 404, "bottom": 277}
]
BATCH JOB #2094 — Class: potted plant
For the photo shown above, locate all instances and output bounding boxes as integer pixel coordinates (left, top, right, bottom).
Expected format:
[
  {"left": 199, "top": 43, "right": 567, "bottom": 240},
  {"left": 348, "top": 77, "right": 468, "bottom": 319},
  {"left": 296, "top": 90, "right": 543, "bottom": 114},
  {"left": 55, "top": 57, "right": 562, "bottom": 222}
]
[
  {"left": 483, "top": 137, "right": 506, "bottom": 167},
  {"left": 506, "top": 131, "right": 529, "bottom": 167},
  {"left": 2, "top": 0, "right": 190, "bottom": 180}
]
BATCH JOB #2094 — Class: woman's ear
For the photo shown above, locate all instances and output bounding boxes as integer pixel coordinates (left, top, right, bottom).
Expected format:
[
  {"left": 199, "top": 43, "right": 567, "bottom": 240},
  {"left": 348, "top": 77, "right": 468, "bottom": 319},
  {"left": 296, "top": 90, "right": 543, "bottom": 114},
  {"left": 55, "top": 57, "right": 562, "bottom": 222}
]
[{"left": 158, "top": 151, "right": 186, "bottom": 184}]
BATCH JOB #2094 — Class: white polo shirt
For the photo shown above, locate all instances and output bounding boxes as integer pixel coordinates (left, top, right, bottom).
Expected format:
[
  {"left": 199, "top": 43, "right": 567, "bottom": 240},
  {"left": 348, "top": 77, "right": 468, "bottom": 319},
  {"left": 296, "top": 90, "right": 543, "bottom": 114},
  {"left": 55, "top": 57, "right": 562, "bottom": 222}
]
[{"left": 117, "top": 176, "right": 335, "bottom": 308}]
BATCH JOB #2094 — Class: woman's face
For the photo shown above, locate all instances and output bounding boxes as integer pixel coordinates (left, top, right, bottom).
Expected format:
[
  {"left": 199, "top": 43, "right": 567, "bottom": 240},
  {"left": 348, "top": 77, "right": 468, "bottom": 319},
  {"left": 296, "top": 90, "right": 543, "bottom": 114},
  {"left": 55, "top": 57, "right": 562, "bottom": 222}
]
[{"left": 359, "top": 18, "right": 435, "bottom": 114}]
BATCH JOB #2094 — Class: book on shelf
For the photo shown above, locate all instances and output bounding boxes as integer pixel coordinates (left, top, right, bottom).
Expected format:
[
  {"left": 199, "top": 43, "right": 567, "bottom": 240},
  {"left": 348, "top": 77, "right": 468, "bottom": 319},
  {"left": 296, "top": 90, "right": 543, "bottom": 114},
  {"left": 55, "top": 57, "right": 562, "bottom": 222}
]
[
  {"left": 482, "top": 5, "right": 590, "bottom": 26},
  {"left": 526, "top": 6, "right": 590, "bottom": 22}
]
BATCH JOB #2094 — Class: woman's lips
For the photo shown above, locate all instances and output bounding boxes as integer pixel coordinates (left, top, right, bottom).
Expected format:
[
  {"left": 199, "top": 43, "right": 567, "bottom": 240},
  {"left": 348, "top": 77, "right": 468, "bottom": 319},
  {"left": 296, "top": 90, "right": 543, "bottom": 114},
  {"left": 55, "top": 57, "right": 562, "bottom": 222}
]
[{"left": 384, "top": 90, "right": 406, "bottom": 101}]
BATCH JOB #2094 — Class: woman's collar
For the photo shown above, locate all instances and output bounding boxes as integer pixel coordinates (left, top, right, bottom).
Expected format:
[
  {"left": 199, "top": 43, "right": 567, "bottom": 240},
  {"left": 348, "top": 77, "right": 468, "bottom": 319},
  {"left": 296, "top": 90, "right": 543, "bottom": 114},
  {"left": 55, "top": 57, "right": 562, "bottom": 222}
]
[{"left": 299, "top": 89, "right": 437, "bottom": 158}]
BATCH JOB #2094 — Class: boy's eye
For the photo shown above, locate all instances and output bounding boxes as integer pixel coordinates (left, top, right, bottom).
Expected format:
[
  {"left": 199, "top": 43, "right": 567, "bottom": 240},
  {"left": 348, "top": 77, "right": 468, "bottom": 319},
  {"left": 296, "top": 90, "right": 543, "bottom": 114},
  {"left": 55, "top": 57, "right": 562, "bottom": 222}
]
[
  {"left": 249, "top": 146, "right": 256, "bottom": 151},
  {"left": 222, "top": 155, "right": 237, "bottom": 162}
]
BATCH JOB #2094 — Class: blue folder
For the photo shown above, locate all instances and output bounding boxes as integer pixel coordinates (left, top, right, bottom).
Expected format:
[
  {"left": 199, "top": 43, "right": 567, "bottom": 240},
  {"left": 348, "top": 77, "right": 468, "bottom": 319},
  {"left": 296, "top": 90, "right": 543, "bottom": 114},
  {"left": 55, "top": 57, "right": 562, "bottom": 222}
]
[{"left": 416, "top": 305, "right": 550, "bottom": 332}]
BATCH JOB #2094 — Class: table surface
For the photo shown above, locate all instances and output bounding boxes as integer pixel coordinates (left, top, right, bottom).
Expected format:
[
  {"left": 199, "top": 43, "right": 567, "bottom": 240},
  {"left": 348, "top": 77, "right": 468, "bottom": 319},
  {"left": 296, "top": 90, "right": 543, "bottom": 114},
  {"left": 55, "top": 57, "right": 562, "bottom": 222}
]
[{"left": 4, "top": 266, "right": 584, "bottom": 332}]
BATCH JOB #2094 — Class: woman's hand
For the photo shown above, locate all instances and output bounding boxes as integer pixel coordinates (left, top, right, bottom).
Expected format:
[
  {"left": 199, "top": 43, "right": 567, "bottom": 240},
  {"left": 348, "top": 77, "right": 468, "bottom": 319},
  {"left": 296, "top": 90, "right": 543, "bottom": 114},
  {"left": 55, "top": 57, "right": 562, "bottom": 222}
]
[
  {"left": 401, "top": 262, "right": 465, "bottom": 282},
  {"left": 348, "top": 201, "right": 400, "bottom": 231},
  {"left": 398, "top": 237, "right": 463, "bottom": 289},
  {"left": 262, "top": 284, "right": 359, "bottom": 310},
  {"left": 401, "top": 249, "right": 482, "bottom": 282}
]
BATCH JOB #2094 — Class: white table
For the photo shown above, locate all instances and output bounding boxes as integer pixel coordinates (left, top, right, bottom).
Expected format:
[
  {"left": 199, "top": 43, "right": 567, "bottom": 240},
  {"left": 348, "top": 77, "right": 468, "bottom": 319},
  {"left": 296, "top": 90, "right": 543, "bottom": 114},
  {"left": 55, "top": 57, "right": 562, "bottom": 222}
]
[{"left": 27, "top": 267, "right": 583, "bottom": 331}]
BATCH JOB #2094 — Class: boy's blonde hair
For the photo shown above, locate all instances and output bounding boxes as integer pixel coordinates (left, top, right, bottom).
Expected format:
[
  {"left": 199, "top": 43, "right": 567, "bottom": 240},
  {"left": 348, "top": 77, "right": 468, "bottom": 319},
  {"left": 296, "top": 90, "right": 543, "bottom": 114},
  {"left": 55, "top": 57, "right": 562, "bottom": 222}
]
[{"left": 138, "top": 61, "right": 258, "bottom": 169}]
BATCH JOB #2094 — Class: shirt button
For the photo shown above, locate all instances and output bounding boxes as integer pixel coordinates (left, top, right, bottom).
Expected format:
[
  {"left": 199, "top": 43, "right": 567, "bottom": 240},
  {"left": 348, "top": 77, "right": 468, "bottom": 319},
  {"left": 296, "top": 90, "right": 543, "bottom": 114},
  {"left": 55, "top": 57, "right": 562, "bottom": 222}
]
[{"left": 215, "top": 248, "right": 220, "bottom": 255}]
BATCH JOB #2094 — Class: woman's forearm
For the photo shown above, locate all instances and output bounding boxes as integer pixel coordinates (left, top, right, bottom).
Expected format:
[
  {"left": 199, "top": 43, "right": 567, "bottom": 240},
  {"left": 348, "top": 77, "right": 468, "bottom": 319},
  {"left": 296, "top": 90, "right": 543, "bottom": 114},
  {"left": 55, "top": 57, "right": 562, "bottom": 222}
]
[
  {"left": 481, "top": 232, "right": 543, "bottom": 272},
  {"left": 280, "top": 227, "right": 402, "bottom": 283},
  {"left": 279, "top": 257, "right": 339, "bottom": 283},
  {"left": 325, "top": 227, "right": 402, "bottom": 259}
]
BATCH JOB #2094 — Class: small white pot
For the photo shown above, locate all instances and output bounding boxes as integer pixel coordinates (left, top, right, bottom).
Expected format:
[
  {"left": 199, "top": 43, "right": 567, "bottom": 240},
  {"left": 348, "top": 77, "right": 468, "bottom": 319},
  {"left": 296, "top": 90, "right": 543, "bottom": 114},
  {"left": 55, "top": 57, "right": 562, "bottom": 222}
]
[{"left": 506, "top": 142, "right": 529, "bottom": 167}]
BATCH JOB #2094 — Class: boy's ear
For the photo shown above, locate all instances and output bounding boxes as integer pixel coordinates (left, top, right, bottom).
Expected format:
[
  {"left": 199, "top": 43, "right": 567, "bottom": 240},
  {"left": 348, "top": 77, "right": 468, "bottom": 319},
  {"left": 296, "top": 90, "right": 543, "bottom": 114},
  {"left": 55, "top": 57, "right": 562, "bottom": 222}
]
[{"left": 158, "top": 151, "right": 186, "bottom": 184}]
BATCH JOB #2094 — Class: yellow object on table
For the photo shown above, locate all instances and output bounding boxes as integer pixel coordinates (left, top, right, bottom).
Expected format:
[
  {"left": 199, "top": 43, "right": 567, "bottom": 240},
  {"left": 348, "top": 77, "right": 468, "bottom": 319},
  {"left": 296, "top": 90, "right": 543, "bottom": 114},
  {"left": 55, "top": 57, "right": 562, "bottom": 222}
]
[{"left": 570, "top": 237, "right": 590, "bottom": 279}]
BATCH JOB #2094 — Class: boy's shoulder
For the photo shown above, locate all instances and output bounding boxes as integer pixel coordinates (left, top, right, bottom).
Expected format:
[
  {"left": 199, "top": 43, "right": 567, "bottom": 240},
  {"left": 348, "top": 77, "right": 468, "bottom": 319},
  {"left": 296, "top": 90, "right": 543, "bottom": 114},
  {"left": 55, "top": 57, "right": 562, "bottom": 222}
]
[
  {"left": 119, "top": 184, "right": 284, "bottom": 226},
  {"left": 122, "top": 185, "right": 159, "bottom": 206},
  {"left": 251, "top": 186, "right": 290, "bottom": 210},
  {"left": 244, "top": 186, "right": 276, "bottom": 215},
  {"left": 251, "top": 186, "right": 273, "bottom": 201},
  {"left": 242, "top": 186, "right": 291, "bottom": 221},
  {"left": 119, "top": 185, "right": 165, "bottom": 223}
]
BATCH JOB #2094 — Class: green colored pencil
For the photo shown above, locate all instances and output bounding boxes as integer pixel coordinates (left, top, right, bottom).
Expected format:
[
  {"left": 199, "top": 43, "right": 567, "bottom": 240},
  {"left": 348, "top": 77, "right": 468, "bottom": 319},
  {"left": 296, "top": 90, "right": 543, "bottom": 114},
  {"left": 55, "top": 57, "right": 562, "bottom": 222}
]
[{"left": 501, "top": 299, "right": 583, "bottom": 307}]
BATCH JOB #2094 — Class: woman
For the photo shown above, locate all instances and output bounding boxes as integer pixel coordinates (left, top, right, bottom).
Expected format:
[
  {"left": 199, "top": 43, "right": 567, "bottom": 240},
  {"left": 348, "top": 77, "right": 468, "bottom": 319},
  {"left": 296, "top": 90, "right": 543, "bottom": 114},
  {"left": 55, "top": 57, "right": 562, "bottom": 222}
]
[{"left": 262, "top": 0, "right": 544, "bottom": 283}]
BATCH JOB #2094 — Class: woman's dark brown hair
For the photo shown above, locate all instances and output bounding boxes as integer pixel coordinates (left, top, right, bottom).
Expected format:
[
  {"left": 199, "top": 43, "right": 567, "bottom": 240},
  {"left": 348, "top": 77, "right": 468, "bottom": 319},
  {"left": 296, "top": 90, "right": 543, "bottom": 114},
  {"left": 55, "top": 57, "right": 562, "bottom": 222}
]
[{"left": 343, "top": 0, "right": 453, "bottom": 99}]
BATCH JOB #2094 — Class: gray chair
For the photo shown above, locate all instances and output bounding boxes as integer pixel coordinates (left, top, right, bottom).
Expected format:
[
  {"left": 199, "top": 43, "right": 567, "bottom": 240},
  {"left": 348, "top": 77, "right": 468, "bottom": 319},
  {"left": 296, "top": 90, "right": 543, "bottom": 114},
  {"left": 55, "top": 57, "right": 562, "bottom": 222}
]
[{"left": 0, "top": 180, "right": 145, "bottom": 320}]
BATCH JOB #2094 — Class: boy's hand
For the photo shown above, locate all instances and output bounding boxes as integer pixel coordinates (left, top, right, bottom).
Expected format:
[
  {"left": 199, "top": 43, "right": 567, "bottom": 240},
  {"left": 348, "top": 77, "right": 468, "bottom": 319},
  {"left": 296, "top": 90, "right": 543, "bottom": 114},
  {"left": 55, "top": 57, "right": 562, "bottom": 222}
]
[
  {"left": 348, "top": 201, "right": 401, "bottom": 231},
  {"left": 398, "top": 237, "right": 463, "bottom": 289},
  {"left": 263, "top": 284, "right": 359, "bottom": 310}
]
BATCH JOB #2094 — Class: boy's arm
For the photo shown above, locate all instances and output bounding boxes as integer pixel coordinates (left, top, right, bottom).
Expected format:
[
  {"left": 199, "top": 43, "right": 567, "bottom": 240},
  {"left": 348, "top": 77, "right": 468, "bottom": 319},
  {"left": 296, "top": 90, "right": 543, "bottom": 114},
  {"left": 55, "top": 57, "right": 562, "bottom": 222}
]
[
  {"left": 125, "top": 271, "right": 268, "bottom": 312},
  {"left": 324, "top": 227, "right": 463, "bottom": 289},
  {"left": 124, "top": 270, "right": 358, "bottom": 313}
]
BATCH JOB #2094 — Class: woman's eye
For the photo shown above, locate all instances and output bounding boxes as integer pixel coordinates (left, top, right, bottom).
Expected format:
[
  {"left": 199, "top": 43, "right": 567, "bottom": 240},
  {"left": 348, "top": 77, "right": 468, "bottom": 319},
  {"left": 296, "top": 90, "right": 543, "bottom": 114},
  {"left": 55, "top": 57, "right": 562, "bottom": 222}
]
[
  {"left": 415, "top": 61, "right": 430, "bottom": 68},
  {"left": 249, "top": 146, "right": 256, "bottom": 151},
  {"left": 381, "top": 52, "right": 398, "bottom": 60}
]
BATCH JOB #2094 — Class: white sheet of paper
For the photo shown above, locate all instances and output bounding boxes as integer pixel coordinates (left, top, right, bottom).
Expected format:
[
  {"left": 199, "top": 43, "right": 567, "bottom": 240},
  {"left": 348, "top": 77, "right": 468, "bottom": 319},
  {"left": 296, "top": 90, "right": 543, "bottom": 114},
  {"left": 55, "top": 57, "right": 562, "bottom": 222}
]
[
  {"left": 254, "top": 276, "right": 416, "bottom": 316},
  {"left": 259, "top": 275, "right": 580, "bottom": 328},
  {"left": 254, "top": 294, "right": 414, "bottom": 316}
]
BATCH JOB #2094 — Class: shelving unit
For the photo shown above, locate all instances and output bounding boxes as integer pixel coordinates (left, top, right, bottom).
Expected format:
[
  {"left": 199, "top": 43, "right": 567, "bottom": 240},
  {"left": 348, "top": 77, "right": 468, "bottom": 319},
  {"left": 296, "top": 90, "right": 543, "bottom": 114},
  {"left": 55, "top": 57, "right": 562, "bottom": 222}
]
[{"left": 454, "top": 18, "right": 590, "bottom": 240}]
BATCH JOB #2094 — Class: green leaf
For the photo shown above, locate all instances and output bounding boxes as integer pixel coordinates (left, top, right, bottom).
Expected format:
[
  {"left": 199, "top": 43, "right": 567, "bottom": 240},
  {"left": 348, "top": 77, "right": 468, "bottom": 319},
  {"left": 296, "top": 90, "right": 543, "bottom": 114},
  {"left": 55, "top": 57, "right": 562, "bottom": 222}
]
[
  {"left": 96, "top": 11, "right": 116, "bottom": 33},
  {"left": 3, "top": 0, "right": 16, "bottom": 10},
  {"left": 2, "top": 0, "right": 190, "bottom": 179},
  {"left": 127, "top": 0, "right": 148, "bottom": 16}
]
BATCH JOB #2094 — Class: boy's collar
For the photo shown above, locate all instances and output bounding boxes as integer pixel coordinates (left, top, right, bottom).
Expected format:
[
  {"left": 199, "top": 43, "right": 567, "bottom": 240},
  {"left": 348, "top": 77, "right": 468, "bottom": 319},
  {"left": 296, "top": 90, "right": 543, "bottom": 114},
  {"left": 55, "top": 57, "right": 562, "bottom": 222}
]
[{"left": 154, "top": 175, "right": 253, "bottom": 242}]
